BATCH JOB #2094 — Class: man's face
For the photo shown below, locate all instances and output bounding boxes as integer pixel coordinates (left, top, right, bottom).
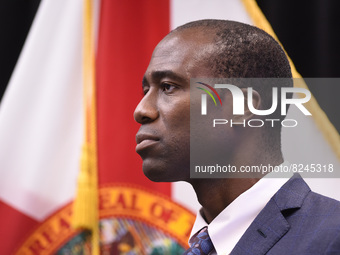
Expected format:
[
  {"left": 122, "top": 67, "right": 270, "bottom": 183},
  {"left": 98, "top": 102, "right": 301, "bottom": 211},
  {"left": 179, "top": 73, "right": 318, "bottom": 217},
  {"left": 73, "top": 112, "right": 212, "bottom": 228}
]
[{"left": 134, "top": 29, "right": 215, "bottom": 182}]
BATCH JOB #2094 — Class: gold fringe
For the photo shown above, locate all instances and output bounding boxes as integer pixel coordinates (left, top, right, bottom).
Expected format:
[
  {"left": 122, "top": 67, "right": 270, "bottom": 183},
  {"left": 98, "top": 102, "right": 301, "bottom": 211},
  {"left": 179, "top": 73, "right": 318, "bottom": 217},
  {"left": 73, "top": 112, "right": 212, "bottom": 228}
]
[
  {"left": 72, "top": 0, "right": 99, "bottom": 254},
  {"left": 72, "top": 144, "right": 98, "bottom": 229},
  {"left": 241, "top": 0, "right": 340, "bottom": 159}
]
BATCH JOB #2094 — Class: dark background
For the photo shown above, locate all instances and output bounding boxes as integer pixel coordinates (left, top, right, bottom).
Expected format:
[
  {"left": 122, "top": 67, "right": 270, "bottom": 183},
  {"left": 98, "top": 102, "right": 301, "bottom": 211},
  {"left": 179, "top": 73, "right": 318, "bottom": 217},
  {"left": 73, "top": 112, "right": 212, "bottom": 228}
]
[
  {"left": 257, "top": 0, "right": 340, "bottom": 133},
  {"left": 0, "top": 0, "right": 40, "bottom": 101},
  {"left": 0, "top": 0, "right": 339, "bottom": 132}
]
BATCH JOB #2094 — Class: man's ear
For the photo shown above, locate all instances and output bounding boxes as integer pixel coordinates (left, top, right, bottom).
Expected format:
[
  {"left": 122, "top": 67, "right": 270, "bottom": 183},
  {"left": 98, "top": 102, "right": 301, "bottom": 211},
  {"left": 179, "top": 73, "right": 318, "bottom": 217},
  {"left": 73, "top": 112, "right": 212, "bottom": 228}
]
[{"left": 231, "top": 88, "right": 261, "bottom": 122}]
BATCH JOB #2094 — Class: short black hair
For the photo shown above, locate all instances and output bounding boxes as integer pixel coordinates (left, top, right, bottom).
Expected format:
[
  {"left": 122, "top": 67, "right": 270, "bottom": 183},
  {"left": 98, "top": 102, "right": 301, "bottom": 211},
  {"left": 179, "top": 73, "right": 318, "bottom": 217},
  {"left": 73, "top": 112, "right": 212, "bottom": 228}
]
[
  {"left": 172, "top": 19, "right": 293, "bottom": 152},
  {"left": 172, "top": 19, "right": 292, "bottom": 79}
]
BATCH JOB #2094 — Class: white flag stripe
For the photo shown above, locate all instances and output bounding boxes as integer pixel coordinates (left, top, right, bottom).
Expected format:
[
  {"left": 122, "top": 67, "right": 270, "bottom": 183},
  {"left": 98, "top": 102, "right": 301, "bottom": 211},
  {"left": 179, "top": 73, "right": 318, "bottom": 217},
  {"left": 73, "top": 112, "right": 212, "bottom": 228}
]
[
  {"left": 170, "top": 0, "right": 252, "bottom": 29},
  {"left": 0, "top": 0, "right": 83, "bottom": 220}
]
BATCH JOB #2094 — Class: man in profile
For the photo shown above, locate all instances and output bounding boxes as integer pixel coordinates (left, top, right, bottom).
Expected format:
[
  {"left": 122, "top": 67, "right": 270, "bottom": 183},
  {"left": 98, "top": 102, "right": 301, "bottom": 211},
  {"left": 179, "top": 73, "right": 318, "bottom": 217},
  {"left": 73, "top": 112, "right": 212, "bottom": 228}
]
[{"left": 134, "top": 20, "right": 340, "bottom": 254}]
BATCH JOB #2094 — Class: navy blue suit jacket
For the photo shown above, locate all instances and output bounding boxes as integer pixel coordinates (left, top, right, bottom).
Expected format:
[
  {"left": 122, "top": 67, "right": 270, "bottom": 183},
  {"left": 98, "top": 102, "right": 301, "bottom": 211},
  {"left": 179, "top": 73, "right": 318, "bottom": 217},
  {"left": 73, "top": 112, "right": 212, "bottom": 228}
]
[{"left": 231, "top": 174, "right": 340, "bottom": 255}]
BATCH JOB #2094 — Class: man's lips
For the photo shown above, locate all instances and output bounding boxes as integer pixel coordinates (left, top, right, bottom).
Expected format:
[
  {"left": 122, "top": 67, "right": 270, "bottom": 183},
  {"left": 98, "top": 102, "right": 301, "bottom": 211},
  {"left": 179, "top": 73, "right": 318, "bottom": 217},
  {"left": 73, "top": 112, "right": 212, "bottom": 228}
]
[{"left": 135, "top": 133, "right": 160, "bottom": 153}]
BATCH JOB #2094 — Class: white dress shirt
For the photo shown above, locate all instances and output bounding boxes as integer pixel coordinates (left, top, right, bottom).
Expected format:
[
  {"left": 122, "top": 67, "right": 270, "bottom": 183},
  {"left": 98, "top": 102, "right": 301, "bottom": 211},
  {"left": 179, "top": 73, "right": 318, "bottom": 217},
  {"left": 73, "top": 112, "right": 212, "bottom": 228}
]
[{"left": 188, "top": 167, "right": 292, "bottom": 255}]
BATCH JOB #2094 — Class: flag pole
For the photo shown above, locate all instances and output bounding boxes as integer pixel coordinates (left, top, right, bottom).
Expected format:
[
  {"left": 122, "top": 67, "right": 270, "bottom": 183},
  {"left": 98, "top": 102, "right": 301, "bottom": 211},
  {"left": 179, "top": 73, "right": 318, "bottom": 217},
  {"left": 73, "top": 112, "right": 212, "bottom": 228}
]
[{"left": 72, "top": 0, "right": 99, "bottom": 254}]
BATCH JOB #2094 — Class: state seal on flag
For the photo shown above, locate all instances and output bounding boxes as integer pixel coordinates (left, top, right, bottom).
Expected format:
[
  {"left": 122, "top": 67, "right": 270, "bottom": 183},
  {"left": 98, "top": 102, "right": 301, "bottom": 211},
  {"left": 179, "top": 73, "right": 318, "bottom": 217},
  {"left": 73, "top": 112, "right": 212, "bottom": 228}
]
[{"left": 15, "top": 185, "right": 195, "bottom": 255}]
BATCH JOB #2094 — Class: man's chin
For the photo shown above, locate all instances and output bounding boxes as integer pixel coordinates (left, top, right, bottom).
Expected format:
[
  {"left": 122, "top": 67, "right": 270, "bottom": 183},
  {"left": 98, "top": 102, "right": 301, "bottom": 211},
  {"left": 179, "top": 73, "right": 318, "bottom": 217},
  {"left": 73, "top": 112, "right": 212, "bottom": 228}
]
[
  {"left": 143, "top": 167, "right": 174, "bottom": 182},
  {"left": 142, "top": 162, "right": 188, "bottom": 183}
]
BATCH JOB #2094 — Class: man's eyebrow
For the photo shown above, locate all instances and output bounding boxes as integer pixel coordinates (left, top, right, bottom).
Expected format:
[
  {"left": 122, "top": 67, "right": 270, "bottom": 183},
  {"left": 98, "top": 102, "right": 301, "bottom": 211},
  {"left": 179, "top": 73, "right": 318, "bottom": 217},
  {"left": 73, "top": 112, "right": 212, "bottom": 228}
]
[{"left": 142, "top": 70, "right": 186, "bottom": 87}]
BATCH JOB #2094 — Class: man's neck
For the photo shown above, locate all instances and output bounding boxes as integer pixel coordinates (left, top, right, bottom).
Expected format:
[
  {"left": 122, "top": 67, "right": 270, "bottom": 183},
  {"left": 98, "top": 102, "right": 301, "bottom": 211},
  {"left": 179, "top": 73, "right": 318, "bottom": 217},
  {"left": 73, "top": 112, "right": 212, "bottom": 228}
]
[
  {"left": 190, "top": 178, "right": 260, "bottom": 223},
  {"left": 189, "top": 158, "right": 284, "bottom": 224}
]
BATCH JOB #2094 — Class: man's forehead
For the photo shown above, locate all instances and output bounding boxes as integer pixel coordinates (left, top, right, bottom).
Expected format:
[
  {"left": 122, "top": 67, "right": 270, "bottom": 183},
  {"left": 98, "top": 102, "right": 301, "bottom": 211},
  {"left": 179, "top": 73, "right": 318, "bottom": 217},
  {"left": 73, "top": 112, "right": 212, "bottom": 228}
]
[
  {"left": 145, "top": 30, "right": 216, "bottom": 78},
  {"left": 144, "top": 36, "right": 193, "bottom": 79},
  {"left": 152, "top": 33, "right": 195, "bottom": 58},
  {"left": 158, "top": 28, "right": 215, "bottom": 49}
]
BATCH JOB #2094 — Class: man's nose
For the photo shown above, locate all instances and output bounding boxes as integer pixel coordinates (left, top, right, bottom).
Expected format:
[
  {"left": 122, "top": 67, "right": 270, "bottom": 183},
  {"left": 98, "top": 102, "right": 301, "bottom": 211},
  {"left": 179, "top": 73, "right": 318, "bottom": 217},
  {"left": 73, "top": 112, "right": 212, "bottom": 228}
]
[{"left": 134, "top": 92, "right": 158, "bottom": 124}]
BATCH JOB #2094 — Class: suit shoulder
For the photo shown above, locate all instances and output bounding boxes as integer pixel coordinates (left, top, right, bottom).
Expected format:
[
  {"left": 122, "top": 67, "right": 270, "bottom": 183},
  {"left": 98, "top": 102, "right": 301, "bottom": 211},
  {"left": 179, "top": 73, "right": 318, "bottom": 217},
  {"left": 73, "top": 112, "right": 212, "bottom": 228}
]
[
  {"left": 307, "top": 190, "right": 340, "bottom": 210},
  {"left": 278, "top": 189, "right": 340, "bottom": 254},
  {"left": 300, "top": 190, "right": 340, "bottom": 225}
]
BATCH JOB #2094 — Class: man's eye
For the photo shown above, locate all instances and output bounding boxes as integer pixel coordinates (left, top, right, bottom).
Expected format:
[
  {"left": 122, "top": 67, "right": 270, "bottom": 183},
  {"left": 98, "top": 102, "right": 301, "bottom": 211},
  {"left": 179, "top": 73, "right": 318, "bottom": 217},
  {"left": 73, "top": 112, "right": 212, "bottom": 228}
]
[{"left": 161, "top": 83, "right": 176, "bottom": 93}]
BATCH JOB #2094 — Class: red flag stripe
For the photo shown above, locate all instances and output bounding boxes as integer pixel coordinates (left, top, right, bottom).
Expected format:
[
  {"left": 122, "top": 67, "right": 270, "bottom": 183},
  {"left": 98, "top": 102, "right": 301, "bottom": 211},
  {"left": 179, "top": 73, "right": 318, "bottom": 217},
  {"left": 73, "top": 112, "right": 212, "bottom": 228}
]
[
  {"left": 0, "top": 201, "right": 38, "bottom": 253},
  {"left": 96, "top": 0, "right": 171, "bottom": 195}
]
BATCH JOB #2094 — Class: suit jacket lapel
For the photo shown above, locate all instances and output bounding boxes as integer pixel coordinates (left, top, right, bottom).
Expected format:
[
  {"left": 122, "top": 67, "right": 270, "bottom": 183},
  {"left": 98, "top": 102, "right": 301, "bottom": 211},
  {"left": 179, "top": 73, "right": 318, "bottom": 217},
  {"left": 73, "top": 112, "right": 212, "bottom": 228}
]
[{"left": 230, "top": 174, "right": 311, "bottom": 255}]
